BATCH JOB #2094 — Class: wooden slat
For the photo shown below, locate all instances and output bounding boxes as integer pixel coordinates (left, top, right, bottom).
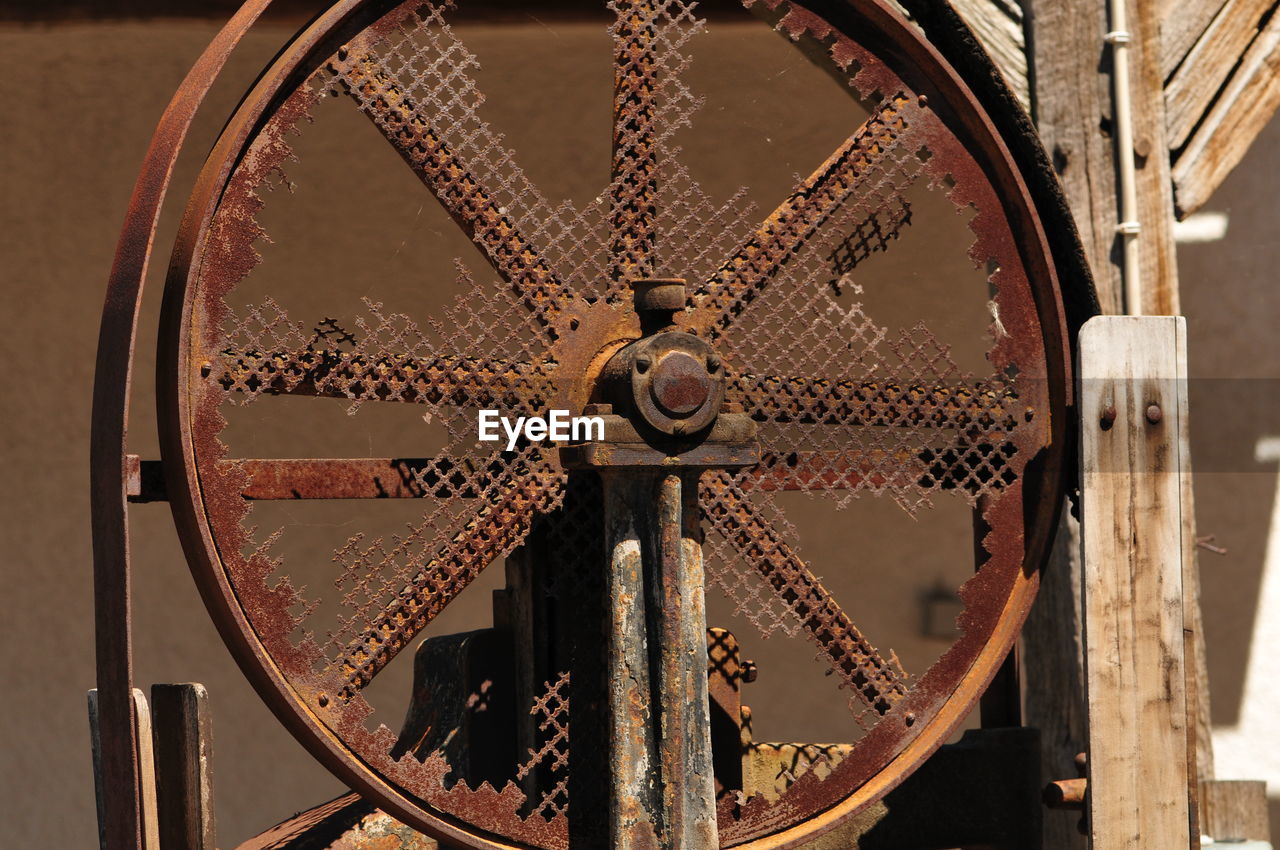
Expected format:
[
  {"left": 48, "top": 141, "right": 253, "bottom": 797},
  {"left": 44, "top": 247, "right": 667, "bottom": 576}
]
[
  {"left": 90, "top": 689, "right": 162, "bottom": 850},
  {"left": 151, "top": 684, "right": 216, "bottom": 850},
  {"left": 1132, "top": 0, "right": 1183, "bottom": 315},
  {"left": 133, "top": 689, "right": 162, "bottom": 850},
  {"left": 1173, "top": 12, "right": 1280, "bottom": 216},
  {"left": 1024, "top": 0, "right": 1123, "bottom": 312},
  {"left": 1079, "top": 316, "right": 1191, "bottom": 849},
  {"left": 1160, "top": 0, "right": 1230, "bottom": 79},
  {"left": 1022, "top": 4, "right": 1117, "bottom": 845},
  {"left": 1165, "top": 0, "right": 1275, "bottom": 150},
  {"left": 1199, "top": 780, "right": 1272, "bottom": 841},
  {"left": 950, "top": 0, "right": 1030, "bottom": 109}
]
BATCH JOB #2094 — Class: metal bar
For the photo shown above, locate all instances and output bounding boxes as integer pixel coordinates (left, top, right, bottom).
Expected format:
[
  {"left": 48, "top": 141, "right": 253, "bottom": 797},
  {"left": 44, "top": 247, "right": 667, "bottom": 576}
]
[
  {"left": 229, "top": 457, "right": 492, "bottom": 501},
  {"left": 92, "top": 3, "right": 273, "bottom": 847},
  {"left": 650, "top": 473, "right": 717, "bottom": 848},
  {"left": 334, "top": 470, "right": 555, "bottom": 699},
  {"left": 731, "top": 373, "right": 1025, "bottom": 431},
  {"left": 602, "top": 470, "right": 660, "bottom": 849},
  {"left": 212, "top": 348, "right": 552, "bottom": 412},
  {"left": 602, "top": 470, "right": 717, "bottom": 849},
  {"left": 332, "top": 52, "right": 576, "bottom": 333},
  {"left": 151, "top": 684, "right": 215, "bottom": 850},
  {"left": 694, "top": 96, "right": 921, "bottom": 332},
  {"left": 215, "top": 345, "right": 1021, "bottom": 432},
  {"left": 611, "top": 0, "right": 659, "bottom": 281},
  {"left": 701, "top": 472, "right": 908, "bottom": 713}
]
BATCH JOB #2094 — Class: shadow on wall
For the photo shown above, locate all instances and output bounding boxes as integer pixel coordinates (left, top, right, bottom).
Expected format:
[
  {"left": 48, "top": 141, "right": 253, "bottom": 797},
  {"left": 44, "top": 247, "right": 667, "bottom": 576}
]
[{"left": 1179, "top": 115, "right": 1280, "bottom": 841}]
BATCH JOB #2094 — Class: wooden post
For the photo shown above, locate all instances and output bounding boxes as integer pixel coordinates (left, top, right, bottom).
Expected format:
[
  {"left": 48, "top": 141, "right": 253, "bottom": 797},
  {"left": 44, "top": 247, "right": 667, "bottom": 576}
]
[
  {"left": 151, "top": 684, "right": 216, "bottom": 850},
  {"left": 1079, "top": 316, "right": 1191, "bottom": 848},
  {"left": 1199, "top": 780, "right": 1273, "bottom": 842},
  {"left": 90, "top": 689, "right": 161, "bottom": 850}
]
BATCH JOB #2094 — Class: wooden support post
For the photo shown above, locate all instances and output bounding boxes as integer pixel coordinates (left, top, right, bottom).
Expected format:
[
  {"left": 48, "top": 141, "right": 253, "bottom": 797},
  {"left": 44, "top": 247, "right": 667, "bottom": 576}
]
[
  {"left": 1199, "top": 779, "right": 1272, "bottom": 842},
  {"left": 90, "top": 688, "right": 161, "bottom": 850},
  {"left": 150, "top": 684, "right": 215, "bottom": 850},
  {"left": 1079, "top": 316, "right": 1191, "bottom": 848}
]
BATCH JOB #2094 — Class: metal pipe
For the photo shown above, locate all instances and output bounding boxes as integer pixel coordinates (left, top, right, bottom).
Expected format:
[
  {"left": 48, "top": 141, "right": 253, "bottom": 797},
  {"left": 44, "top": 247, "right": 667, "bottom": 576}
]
[
  {"left": 604, "top": 470, "right": 661, "bottom": 848},
  {"left": 650, "top": 473, "right": 718, "bottom": 849},
  {"left": 602, "top": 470, "right": 718, "bottom": 849},
  {"left": 1106, "top": 0, "right": 1143, "bottom": 314}
]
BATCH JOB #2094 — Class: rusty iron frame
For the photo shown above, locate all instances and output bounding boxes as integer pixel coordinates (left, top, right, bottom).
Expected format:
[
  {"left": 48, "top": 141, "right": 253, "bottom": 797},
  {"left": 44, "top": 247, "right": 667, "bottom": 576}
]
[
  {"left": 94, "top": 0, "right": 1086, "bottom": 847},
  {"left": 91, "top": 3, "right": 278, "bottom": 847}
]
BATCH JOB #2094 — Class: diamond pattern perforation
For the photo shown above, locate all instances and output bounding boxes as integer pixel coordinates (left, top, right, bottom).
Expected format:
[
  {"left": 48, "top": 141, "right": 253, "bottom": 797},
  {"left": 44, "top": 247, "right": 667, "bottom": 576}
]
[{"left": 174, "top": 0, "right": 1060, "bottom": 843}]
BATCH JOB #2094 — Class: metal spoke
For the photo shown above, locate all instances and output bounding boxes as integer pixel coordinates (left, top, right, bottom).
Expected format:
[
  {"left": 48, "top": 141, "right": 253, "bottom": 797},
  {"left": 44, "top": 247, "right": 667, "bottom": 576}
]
[
  {"left": 693, "top": 95, "right": 925, "bottom": 334},
  {"left": 214, "top": 347, "right": 552, "bottom": 414},
  {"left": 701, "top": 472, "right": 909, "bottom": 715},
  {"left": 743, "top": 444, "right": 1019, "bottom": 496},
  {"left": 331, "top": 48, "right": 577, "bottom": 335},
  {"left": 215, "top": 456, "right": 513, "bottom": 500},
  {"left": 333, "top": 459, "right": 563, "bottom": 701},
  {"left": 610, "top": 0, "right": 661, "bottom": 279},
  {"left": 729, "top": 372, "right": 1024, "bottom": 431}
]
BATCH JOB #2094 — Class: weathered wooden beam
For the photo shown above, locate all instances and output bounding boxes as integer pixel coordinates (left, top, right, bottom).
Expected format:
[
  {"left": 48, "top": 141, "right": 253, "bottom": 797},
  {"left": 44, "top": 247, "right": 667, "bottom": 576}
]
[
  {"left": 949, "top": 0, "right": 1030, "bottom": 109},
  {"left": 1173, "top": 12, "right": 1280, "bottom": 216},
  {"left": 1164, "top": 0, "right": 1276, "bottom": 150},
  {"left": 90, "top": 688, "right": 161, "bottom": 850},
  {"left": 150, "top": 684, "right": 216, "bottom": 850},
  {"left": 1022, "top": 3, "right": 1115, "bottom": 845},
  {"left": 1199, "top": 779, "right": 1273, "bottom": 842},
  {"left": 1024, "top": 0, "right": 1123, "bottom": 312},
  {"left": 1079, "top": 316, "right": 1191, "bottom": 849},
  {"left": 1131, "top": 0, "right": 1183, "bottom": 315},
  {"left": 1158, "top": 0, "right": 1230, "bottom": 80}
]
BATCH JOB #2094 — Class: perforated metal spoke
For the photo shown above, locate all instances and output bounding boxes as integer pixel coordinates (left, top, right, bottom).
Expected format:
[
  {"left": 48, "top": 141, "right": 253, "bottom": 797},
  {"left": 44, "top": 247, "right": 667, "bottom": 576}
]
[
  {"left": 330, "top": 448, "right": 565, "bottom": 700},
  {"left": 692, "top": 94, "right": 926, "bottom": 335},
  {"left": 701, "top": 472, "right": 909, "bottom": 718},
  {"left": 331, "top": 17, "right": 577, "bottom": 336},
  {"left": 729, "top": 372, "right": 1022, "bottom": 431},
  {"left": 217, "top": 346, "right": 551, "bottom": 412}
]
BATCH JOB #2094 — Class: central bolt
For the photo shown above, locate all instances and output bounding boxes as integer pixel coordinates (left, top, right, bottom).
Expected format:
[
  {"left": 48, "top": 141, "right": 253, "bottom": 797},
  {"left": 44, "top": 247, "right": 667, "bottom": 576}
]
[{"left": 652, "top": 351, "right": 711, "bottom": 415}]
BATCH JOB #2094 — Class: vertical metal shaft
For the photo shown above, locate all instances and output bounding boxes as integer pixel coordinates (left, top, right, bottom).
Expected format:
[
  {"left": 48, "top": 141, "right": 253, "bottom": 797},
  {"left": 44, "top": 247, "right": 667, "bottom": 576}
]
[
  {"left": 603, "top": 470, "right": 717, "bottom": 850},
  {"left": 651, "top": 473, "right": 718, "bottom": 848},
  {"left": 605, "top": 470, "right": 660, "bottom": 848}
]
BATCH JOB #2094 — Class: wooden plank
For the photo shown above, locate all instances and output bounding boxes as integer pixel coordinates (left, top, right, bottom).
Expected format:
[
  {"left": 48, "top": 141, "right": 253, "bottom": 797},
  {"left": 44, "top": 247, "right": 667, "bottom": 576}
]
[
  {"left": 151, "top": 684, "right": 215, "bottom": 850},
  {"left": 88, "top": 690, "right": 107, "bottom": 850},
  {"left": 1199, "top": 780, "right": 1272, "bottom": 841},
  {"left": 1173, "top": 12, "right": 1280, "bottom": 216},
  {"left": 1165, "top": 0, "right": 1275, "bottom": 150},
  {"left": 132, "top": 688, "right": 162, "bottom": 850},
  {"left": 1022, "top": 5, "right": 1116, "bottom": 846},
  {"left": 1024, "top": 0, "right": 1123, "bottom": 312},
  {"left": 87, "top": 688, "right": 161, "bottom": 850},
  {"left": 1159, "top": 0, "right": 1230, "bottom": 80},
  {"left": 950, "top": 0, "right": 1030, "bottom": 110},
  {"left": 1079, "top": 316, "right": 1191, "bottom": 849},
  {"left": 1177, "top": 376, "right": 1215, "bottom": 788},
  {"left": 1131, "top": 0, "right": 1182, "bottom": 315}
]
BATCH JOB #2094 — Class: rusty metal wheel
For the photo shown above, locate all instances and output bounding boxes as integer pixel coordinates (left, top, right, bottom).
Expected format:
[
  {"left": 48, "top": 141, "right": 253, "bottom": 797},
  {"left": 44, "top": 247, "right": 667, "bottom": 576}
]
[{"left": 157, "top": 1, "right": 1072, "bottom": 846}]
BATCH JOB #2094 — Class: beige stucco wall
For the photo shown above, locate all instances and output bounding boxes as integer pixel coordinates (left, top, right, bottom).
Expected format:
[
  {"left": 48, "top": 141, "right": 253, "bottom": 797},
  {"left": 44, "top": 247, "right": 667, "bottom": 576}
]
[{"left": 3, "top": 11, "right": 1278, "bottom": 846}]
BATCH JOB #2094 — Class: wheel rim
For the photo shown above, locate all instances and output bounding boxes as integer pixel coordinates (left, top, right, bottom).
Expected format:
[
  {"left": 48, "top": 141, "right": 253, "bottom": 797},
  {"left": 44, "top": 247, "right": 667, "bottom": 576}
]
[{"left": 158, "top": 1, "right": 1072, "bottom": 846}]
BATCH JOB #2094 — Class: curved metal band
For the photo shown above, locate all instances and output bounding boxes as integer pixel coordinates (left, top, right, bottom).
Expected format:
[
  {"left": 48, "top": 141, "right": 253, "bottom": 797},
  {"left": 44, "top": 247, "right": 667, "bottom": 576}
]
[{"left": 91, "top": 3, "right": 275, "bottom": 846}]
